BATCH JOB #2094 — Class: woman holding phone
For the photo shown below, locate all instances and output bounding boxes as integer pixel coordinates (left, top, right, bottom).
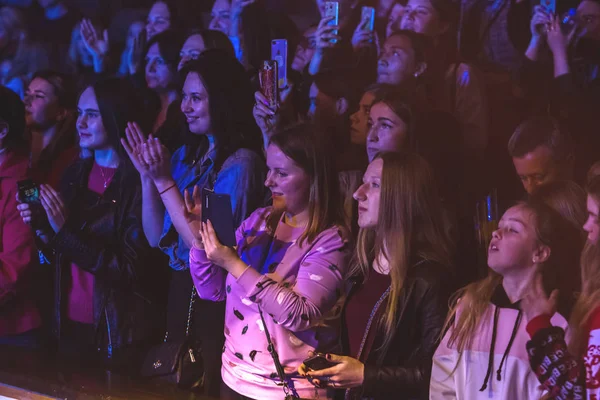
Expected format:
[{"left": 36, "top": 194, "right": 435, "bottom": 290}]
[
  {"left": 122, "top": 49, "right": 268, "bottom": 396},
  {"left": 299, "top": 152, "right": 454, "bottom": 399},
  {"left": 16, "top": 78, "right": 159, "bottom": 367},
  {"left": 189, "top": 124, "right": 350, "bottom": 400}
]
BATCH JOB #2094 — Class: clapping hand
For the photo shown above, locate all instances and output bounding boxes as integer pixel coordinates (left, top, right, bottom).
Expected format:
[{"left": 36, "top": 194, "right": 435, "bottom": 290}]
[
  {"left": 122, "top": 122, "right": 150, "bottom": 176},
  {"left": 140, "top": 135, "right": 172, "bottom": 185},
  {"left": 81, "top": 19, "right": 109, "bottom": 58},
  {"left": 127, "top": 29, "right": 145, "bottom": 75},
  {"left": 184, "top": 186, "right": 203, "bottom": 246},
  {"left": 39, "top": 185, "right": 68, "bottom": 234}
]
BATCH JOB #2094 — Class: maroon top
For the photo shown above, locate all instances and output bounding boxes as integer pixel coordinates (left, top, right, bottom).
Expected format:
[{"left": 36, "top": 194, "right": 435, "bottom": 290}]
[
  {"left": 345, "top": 268, "right": 391, "bottom": 359},
  {"left": 0, "top": 149, "right": 40, "bottom": 336},
  {"left": 66, "top": 161, "right": 116, "bottom": 324}
]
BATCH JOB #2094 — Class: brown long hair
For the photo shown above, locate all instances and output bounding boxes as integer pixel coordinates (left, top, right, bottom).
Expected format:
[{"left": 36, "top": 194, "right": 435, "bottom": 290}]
[
  {"left": 267, "top": 123, "right": 347, "bottom": 246},
  {"left": 444, "top": 200, "right": 581, "bottom": 353},
  {"left": 569, "top": 175, "right": 600, "bottom": 355},
  {"left": 27, "top": 71, "right": 77, "bottom": 171},
  {"left": 349, "top": 152, "right": 454, "bottom": 352}
]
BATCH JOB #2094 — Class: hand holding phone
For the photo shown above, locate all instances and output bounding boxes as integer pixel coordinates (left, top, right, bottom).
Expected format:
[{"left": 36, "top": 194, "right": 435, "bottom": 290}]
[{"left": 303, "top": 353, "right": 336, "bottom": 371}]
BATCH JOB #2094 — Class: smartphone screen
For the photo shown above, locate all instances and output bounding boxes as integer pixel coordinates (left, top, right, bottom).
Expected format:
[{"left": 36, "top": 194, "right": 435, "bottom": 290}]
[
  {"left": 259, "top": 60, "right": 278, "bottom": 109},
  {"left": 361, "top": 6, "right": 375, "bottom": 31},
  {"left": 303, "top": 354, "right": 336, "bottom": 371},
  {"left": 325, "top": 2, "right": 339, "bottom": 44},
  {"left": 271, "top": 39, "right": 288, "bottom": 90},
  {"left": 17, "top": 179, "right": 40, "bottom": 204},
  {"left": 201, "top": 188, "right": 236, "bottom": 247},
  {"left": 541, "top": 0, "right": 556, "bottom": 14}
]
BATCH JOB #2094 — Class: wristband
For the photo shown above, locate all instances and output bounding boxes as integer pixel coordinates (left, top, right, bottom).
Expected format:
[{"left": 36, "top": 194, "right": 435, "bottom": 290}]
[{"left": 159, "top": 183, "right": 177, "bottom": 196}]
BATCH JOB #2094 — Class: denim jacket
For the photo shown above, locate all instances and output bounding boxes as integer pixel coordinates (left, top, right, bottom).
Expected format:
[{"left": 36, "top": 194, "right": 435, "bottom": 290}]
[{"left": 159, "top": 146, "right": 268, "bottom": 270}]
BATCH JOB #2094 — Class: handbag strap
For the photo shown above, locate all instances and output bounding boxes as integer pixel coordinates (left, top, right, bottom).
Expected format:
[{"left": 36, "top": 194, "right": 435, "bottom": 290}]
[
  {"left": 254, "top": 220, "right": 298, "bottom": 398},
  {"left": 185, "top": 286, "right": 197, "bottom": 338},
  {"left": 258, "top": 305, "right": 297, "bottom": 398}
]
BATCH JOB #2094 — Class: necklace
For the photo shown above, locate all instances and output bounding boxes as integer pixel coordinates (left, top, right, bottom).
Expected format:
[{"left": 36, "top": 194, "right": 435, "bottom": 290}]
[{"left": 98, "top": 165, "right": 116, "bottom": 189}]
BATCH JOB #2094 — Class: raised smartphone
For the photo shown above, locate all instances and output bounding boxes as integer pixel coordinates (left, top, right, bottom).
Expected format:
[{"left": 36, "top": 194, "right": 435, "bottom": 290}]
[
  {"left": 325, "top": 2, "right": 340, "bottom": 44},
  {"left": 259, "top": 60, "right": 278, "bottom": 109},
  {"left": 541, "top": 0, "right": 556, "bottom": 14},
  {"left": 361, "top": 6, "right": 375, "bottom": 31},
  {"left": 201, "top": 188, "right": 236, "bottom": 247},
  {"left": 271, "top": 39, "right": 288, "bottom": 89}
]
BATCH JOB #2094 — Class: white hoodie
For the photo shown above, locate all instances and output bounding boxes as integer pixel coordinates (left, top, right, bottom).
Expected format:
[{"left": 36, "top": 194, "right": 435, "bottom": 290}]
[{"left": 430, "top": 288, "right": 569, "bottom": 400}]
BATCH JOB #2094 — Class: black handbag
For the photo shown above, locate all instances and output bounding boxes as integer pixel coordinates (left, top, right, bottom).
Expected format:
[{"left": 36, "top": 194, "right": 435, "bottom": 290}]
[{"left": 140, "top": 286, "right": 204, "bottom": 390}]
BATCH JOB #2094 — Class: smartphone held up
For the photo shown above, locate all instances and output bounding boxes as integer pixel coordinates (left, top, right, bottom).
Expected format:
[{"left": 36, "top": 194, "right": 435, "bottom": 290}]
[
  {"left": 325, "top": 2, "right": 340, "bottom": 44},
  {"left": 260, "top": 60, "right": 279, "bottom": 110}
]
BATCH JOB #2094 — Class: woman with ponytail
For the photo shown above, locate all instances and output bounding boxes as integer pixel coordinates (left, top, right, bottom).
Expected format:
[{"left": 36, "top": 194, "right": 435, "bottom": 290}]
[
  {"left": 520, "top": 174, "right": 600, "bottom": 398},
  {"left": 430, "top": 198, "right": 582, "bottom": 399}
]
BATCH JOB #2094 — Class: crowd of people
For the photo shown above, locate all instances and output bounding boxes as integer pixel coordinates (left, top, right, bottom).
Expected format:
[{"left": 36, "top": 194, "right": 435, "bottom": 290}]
[{"left": 0, "top": 0, "right": 599, "bottom": 398}]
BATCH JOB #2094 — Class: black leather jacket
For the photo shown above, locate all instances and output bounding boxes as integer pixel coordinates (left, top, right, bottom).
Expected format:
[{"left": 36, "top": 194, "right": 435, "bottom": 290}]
[
  {"left": 43, "top": 159, "right": 161, "bottom": 363},
  {"left": 341, "top": 259, "right": 454, "bottom": 400}
]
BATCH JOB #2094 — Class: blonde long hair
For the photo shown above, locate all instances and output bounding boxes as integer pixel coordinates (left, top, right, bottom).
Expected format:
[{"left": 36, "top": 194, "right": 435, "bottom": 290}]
[
  {"left": 444, "top": 200, "right": 581, "bottom": 353},
  {"left": 349, "top": 152, "right": 454, "bottom": 352},
  {"left": 569, "top": 176, "right": 600, "bottom": 355}
]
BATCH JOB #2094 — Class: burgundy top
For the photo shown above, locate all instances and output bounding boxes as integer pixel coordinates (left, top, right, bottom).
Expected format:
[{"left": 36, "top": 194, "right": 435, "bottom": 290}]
[
  {"left": 0, "top": 149, "right": 41, "bottom": 336},
  {"left": 66, "top": 161, "right": 116, "bottom": 324},
  {"left": 345, "top": 268, "right": 391, "bottom": 359}
]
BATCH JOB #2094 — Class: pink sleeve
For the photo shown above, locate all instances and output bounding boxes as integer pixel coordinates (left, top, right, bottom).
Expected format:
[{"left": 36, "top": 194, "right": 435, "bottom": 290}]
[
  {"left": 189, "top": 214, "right": 249, "bottom": 302},
  {"left": 235, "top": 229, "right": 349, "bottom": 332}
]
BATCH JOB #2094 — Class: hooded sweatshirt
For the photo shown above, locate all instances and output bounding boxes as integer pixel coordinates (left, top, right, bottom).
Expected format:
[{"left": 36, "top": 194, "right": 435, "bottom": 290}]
[{"left": 430, "top": 285, "right": 569, "bottom": 399}]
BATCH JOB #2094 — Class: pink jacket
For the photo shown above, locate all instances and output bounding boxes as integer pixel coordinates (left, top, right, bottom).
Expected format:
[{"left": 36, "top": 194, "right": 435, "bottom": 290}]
[{"left": 0, "top": 150, "right": 40, "bottom": 336}]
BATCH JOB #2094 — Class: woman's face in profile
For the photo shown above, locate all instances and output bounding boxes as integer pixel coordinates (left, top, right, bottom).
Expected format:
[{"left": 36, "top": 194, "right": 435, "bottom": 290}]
[
  {"left": 365, "top": 101, "right": 409, "bottom": 162},
  {"left": 181, "top": 72, "right": 211, "bottom": 135}
]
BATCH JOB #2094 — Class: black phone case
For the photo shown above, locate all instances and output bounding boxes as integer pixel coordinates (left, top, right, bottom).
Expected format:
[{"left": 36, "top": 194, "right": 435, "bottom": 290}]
[
  {"left": 201, "top": 189, "right": 236, "bottom": 247},
  {"left": 303, "top": 354, "right": 335, "bottom": 371}
]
